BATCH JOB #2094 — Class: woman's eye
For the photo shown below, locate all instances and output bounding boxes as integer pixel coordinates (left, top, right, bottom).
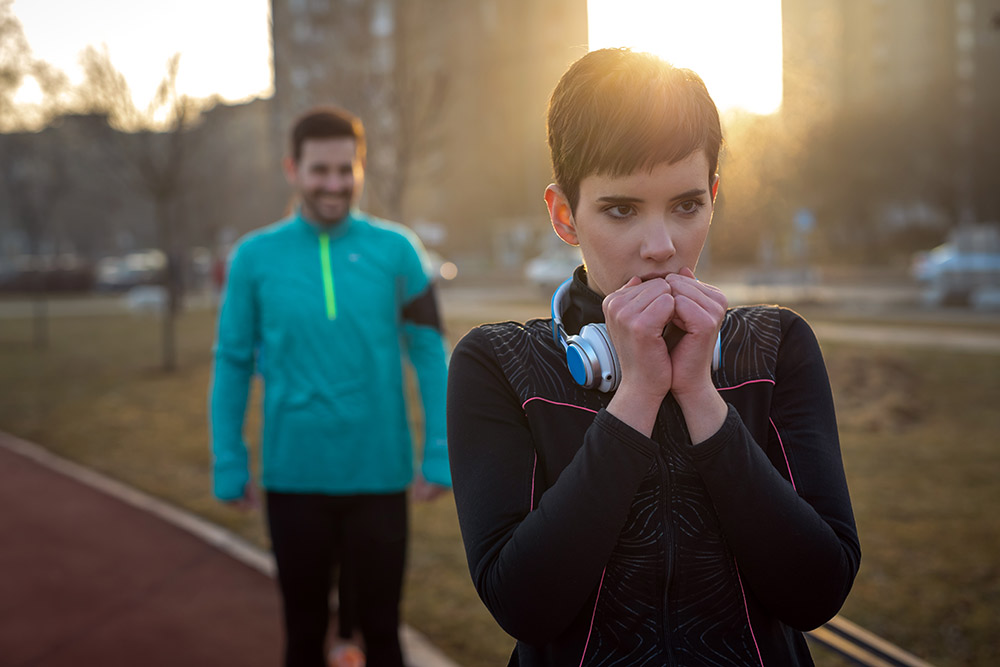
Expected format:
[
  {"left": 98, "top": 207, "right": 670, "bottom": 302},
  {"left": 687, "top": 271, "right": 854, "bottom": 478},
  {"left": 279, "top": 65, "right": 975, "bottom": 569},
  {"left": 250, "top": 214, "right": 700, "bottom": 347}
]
[
  {"left": 605, "top": 204, "right": 634, "bottom": 219},
  {"left": 676, "top": 200, "right": 703, "bottom": 214}
]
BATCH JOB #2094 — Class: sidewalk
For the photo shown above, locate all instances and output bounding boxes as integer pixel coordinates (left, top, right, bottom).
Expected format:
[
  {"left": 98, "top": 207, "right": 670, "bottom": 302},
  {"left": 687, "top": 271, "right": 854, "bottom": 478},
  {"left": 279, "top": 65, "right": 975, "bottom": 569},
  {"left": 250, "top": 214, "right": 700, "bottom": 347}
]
[{"left": 0, "top": 432, "right": 460, "bottom": 667}]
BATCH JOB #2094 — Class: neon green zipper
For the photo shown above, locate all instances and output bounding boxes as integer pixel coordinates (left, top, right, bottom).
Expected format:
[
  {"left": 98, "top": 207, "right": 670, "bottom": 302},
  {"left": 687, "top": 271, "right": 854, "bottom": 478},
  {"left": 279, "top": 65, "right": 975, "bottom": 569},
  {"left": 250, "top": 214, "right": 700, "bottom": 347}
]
[{"left": 319, "top": 232, "right": 336, "bottom": 320}]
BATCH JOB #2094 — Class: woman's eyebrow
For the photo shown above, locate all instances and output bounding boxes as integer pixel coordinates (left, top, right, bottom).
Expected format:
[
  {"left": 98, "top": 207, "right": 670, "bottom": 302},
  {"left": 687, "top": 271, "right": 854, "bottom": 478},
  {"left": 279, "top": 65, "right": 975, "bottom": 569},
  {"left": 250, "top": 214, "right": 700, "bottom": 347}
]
[
  {"left": 596, "top": 188, "right": 708, "bottom": 204},
  {"left": 670, "top": 188, "right": 708, "bottom": 201},
  {"left": 596, "top": 195, "right": 643, "bottom": 203}
]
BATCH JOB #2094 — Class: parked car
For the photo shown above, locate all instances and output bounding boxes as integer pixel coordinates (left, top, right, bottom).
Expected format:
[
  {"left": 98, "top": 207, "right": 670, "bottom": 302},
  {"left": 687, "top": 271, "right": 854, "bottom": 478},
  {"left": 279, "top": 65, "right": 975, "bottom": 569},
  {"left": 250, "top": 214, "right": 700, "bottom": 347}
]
[
  {"left": 0, "top": 254, "right": 94, "bottom": 293},
  {"left": 125, "top": 285, "right": 168, "bottom": 313},
  {"left": 524, "top": 248, "right": 583, "bottom": 293},
  {"left": 911, "top": 224, "right": 1000, "bottom": 307},
  {"left": 94, "top": 250, "right": 166, "bottom": 292}
]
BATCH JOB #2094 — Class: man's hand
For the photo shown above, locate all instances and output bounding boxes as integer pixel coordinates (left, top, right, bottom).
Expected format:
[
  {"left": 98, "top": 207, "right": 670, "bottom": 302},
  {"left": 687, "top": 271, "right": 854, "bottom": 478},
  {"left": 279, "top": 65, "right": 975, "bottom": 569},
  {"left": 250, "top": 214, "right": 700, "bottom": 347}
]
[
  {"left": 224, "top": 482, "right": 261, "bottom": 512},
  {"left": 411, "top": 475, "right": 449, "bottom": 503}
]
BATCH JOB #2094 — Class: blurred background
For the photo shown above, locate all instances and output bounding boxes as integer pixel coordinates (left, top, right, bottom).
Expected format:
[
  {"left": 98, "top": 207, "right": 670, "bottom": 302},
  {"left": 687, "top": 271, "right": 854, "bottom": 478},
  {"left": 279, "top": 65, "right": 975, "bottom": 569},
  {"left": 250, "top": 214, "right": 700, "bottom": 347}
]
[
  {"left": 2, "top": 1, "right": 999, "bottom": 665},
  {"left": 2, "top": 0, "right": 998, "bottom": 309}
]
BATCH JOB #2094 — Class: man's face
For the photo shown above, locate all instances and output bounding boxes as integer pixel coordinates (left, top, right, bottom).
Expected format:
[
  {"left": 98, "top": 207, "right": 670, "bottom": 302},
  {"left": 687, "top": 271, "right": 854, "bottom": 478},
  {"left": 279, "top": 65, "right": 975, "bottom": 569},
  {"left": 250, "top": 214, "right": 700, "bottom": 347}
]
[
  {"left": 549, "top": 151, "right": 716, "bottom": 297},
  {"left": 285, "top": 137, "right": 363, "bottom": 226}
]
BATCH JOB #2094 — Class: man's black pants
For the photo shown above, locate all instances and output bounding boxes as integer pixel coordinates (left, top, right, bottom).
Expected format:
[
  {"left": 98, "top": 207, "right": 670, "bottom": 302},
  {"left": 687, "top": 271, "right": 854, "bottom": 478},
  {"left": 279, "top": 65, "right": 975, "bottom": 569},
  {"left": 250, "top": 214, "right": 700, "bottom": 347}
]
[{"left": 266, "top": 490, "right": 407, "bottom": 667}]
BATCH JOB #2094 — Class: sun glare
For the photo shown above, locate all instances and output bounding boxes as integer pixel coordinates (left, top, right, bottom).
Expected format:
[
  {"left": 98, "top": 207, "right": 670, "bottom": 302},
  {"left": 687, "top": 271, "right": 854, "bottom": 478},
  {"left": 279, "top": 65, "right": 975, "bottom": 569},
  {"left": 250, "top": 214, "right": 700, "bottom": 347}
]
[
  {"left": 587, "top": 0, "right": 783, "bottom": 115},
  {"left": 12, "top": 0, "right": 273, "bottom": 110}
]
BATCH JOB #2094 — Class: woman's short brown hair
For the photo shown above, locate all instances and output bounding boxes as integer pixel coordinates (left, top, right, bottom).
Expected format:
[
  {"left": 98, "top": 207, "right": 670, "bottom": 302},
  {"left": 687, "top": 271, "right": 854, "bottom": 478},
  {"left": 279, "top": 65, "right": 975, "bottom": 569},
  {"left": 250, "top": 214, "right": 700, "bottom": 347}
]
[{"left": 547, "top": 48, "right": 723, "bottom": 211}]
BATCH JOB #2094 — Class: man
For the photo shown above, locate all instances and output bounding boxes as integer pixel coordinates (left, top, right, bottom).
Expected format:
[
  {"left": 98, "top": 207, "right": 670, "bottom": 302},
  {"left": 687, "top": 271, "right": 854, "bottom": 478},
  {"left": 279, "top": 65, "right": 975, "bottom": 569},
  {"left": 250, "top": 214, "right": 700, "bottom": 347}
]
[{"left": 210, "top": 106, "right": 451, "bottom": 667}]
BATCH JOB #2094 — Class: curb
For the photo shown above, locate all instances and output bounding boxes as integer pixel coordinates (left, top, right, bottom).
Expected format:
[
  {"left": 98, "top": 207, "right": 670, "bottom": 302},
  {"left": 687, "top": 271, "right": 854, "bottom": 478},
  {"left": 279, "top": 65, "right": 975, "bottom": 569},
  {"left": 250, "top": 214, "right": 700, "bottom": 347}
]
[{"left": 0, "top": 431, "right": 462, "bottom": 667}]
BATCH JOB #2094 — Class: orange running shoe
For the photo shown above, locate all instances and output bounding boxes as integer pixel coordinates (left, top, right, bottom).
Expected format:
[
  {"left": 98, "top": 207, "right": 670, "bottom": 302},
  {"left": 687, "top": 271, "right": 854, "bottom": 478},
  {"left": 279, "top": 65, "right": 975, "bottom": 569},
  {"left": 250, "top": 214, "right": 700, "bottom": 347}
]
[{"left": 329, "top": 643, "right": 366, "bottom": 667}]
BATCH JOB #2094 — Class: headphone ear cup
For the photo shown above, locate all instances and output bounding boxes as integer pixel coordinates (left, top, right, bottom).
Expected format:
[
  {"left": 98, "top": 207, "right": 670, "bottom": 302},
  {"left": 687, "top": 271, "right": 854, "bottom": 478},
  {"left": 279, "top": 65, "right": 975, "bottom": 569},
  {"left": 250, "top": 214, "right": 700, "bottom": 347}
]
[
  {"left": 585, "top": 323, "right": 621, "bottom": 392},
  {"left": 566, "top": 323, "right": 620, "bottom": 392},
  {"left": 552, "top": 278, "right": 621, "bottom": 392},
  {"left": 564, "top": 335, "right": 598, "bottom": 389}
]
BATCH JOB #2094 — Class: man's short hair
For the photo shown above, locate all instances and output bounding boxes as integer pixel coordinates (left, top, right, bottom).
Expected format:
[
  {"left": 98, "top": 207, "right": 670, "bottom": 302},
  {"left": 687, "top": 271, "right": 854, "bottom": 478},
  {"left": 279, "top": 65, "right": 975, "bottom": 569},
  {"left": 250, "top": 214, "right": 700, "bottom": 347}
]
[
  {"left": 547, "top": 48, "right": 723, "bottom": 211},
  {"left": 289, "top": 106, "right": 366, "bottom": 163}
]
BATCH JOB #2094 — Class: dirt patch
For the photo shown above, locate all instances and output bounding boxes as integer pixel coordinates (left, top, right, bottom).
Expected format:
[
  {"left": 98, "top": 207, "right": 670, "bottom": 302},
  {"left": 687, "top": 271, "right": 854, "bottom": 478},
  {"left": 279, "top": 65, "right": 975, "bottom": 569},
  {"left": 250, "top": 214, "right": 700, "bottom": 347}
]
[{"left": 827, "top": 351, "right": 927, "bottom": 434}]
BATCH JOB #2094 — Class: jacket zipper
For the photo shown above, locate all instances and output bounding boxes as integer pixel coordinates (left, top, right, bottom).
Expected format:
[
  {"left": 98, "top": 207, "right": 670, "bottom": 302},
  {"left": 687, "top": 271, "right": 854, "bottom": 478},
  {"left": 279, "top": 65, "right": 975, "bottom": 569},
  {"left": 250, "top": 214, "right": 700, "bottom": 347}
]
[
  {"left": 657, "top": 449, "right": 677, "bottom": 666},
  {"left": 319, "top": 232, "right": 336, "bottom": 320}
]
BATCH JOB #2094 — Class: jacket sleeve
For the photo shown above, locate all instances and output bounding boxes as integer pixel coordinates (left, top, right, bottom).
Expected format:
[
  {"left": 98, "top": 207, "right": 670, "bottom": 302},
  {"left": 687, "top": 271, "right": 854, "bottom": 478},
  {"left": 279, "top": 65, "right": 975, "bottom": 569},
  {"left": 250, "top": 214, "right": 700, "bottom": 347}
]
[
  {"left": 688, "top": 310, "right": 861, "bottom": 630},
  {"left": 447, "top": 327, "right": 658, "bottom": 643},
  {"left": 397, "top": 237, "right": 451, "bottom": 487},
  {"left": 208, "top": 242, "right": 258, "bottom": 501}
]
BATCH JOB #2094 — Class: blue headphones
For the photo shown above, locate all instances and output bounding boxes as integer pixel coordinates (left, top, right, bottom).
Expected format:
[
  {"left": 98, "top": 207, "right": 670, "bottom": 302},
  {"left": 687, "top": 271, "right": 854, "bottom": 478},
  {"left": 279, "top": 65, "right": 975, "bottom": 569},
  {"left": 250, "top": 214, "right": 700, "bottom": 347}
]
[{"left": 551, "top": 278, "right": 721, "bottom": 393}]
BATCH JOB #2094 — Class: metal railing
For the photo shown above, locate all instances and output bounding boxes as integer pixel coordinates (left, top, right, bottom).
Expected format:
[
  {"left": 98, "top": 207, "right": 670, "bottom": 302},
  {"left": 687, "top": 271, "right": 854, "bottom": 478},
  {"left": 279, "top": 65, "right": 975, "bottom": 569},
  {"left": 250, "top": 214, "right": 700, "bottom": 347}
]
[{"left": 808, "top": 616, "right": 935, "bottom": 667}]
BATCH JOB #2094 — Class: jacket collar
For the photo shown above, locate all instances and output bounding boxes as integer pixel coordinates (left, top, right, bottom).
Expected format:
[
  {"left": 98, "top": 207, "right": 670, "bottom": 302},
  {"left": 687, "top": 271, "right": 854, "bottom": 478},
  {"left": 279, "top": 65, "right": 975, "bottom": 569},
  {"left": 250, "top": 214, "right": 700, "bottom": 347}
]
[
  {"left": 293, "top": 208, "right": 358, "bottom": 239},
  {"left": 562, "top": 264, "right": 605, "bottom": 335}
]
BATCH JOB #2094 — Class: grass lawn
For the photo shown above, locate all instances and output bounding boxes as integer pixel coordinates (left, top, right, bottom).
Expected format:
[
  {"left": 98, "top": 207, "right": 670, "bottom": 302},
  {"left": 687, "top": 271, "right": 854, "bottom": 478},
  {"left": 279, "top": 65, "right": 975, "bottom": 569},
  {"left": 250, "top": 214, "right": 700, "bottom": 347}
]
[{"left": 0, "top": 299, "right": 998, "bottom": 666}]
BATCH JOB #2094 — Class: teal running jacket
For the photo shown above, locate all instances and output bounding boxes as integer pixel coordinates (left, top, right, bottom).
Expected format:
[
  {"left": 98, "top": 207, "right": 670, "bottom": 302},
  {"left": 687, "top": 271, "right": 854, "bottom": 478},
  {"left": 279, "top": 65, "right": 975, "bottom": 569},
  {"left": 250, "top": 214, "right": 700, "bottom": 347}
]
[{"left": 209, "top": 211, "right": 450, "bottom": 500}]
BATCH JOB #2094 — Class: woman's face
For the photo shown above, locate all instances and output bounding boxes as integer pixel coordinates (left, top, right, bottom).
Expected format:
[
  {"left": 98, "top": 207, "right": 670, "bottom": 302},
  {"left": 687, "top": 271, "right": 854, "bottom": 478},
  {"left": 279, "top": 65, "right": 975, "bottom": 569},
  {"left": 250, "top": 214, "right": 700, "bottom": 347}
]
[{"left": 551, "top": 151, "right": 717, "bottom": 297}]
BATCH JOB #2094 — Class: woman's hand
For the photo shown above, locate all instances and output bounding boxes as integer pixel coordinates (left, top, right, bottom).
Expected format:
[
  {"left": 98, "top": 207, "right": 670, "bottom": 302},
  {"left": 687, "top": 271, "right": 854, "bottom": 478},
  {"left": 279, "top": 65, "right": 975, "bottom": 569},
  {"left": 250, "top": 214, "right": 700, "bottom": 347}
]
[
  {"left": 663, "top": 268, "right": 727, "bottom": 397},
  {"left": 663, "top": 268, "right": 729, "bottom": 443},
  {"left": 602, "top": 276, "right": 676, "bottom": 436},
  {"left": 602, "top": 270, "right": 728, "bottom": 441}
]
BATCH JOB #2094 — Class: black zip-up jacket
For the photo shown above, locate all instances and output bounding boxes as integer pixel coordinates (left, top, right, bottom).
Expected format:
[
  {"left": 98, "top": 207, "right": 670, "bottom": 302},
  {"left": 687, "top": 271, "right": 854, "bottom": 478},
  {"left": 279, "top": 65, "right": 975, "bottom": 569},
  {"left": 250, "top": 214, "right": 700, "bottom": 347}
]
[{"left": 447, "top": 275, "right": 860, "bottom": 666}]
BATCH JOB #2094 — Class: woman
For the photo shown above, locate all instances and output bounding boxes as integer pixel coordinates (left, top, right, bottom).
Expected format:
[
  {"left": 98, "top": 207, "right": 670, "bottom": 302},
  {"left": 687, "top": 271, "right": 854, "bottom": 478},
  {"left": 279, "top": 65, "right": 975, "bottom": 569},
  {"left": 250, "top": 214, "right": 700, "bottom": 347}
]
[{"left": 447, "top": 48, "right": 860, "bottom": 666}]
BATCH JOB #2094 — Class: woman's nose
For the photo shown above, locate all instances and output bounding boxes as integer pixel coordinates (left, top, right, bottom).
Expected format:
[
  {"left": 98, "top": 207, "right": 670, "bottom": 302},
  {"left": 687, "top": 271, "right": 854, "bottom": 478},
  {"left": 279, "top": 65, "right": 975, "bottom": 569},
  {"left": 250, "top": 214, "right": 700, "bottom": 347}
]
[{"left": 640, "top": 220, "right": 676, "bottom": 262}]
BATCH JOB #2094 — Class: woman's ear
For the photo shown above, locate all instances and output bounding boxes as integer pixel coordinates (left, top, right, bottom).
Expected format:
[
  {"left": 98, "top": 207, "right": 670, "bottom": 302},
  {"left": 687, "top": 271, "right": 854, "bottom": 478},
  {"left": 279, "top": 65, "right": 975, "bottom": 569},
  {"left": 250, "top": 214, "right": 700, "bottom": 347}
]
[
  {"left": 711, "top": 174, "right": 720, "bottom": 203},
  {"left": 544, "top": 184, "right": 579, "bottom": 246}
]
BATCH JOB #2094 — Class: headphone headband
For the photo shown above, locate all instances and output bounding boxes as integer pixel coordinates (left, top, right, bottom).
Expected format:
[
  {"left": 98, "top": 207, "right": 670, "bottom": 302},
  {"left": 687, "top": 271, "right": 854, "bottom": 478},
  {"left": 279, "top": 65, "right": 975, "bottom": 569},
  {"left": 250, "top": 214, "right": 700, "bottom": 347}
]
[{"left": 550, "top": 278, "right": 573, "bottom": 350}]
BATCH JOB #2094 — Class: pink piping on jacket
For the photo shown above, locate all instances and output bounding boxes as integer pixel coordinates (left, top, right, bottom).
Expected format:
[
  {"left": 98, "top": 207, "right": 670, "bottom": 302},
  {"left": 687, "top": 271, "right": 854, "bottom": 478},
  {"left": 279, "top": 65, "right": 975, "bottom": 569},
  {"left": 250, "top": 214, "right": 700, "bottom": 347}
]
[
  {"left": 717, "top": 378, "right": 797, "bottom": 491},
  {"left": 522, "top": 396, "right": 598, "bottom": 414},
  {"left": 735, "top": 559, "right": 765, "bottom": 666},
  {"left": 522, "top": 398, "right": 598, "bottom": 510},
  {"left": 522, "top": 396, "right": 606, "bottom": 664},
  {"left": 768, "top": 417, "right": 797, "bottom": 492},
  {"left": 579, "top": 567, "right": 607, "bottom": 667},
  {"left": 530, "top": 453, "right": 537, "bottom": 511}
]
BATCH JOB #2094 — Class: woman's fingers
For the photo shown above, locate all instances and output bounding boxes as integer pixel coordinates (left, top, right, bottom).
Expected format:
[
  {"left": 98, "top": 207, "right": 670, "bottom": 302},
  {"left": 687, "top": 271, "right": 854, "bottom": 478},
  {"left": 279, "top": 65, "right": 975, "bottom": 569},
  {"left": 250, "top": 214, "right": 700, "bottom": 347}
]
[
  {"left": 604, "top": 278, "right": 674, "bottom": 335},
  {"left": 665, "top": 273, "right": 727, "bottom": 334}
]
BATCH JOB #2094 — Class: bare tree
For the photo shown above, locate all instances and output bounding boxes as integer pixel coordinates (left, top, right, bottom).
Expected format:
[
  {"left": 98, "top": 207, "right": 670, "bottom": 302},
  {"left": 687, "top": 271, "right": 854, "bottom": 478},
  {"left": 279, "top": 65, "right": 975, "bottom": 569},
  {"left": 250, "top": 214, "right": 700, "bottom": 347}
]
[
  {"left": 364, "top": 0, "right": 449, "bottom": 222},
  {"left": 0, "top": 0, "right": 32, "bottom": 128},
  {"left": 1, "top": 0, "right": 68, "bottom": 129},
  {"left": 0, "top": 0, "right": 73, "bottom": 348},
  {"left": 77, "top": 46, "right": 204, "bottom": 371},
  {"left": 0, "top": 133, "right": 70, "bottom": 347}
]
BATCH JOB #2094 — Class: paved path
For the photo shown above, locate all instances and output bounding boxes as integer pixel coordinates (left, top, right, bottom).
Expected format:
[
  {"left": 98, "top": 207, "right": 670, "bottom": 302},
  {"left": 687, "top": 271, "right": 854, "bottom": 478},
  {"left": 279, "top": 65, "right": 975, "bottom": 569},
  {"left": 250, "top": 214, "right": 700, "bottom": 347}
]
[{"left": 0, "top": 432, "right": 459, "bottom": 667}]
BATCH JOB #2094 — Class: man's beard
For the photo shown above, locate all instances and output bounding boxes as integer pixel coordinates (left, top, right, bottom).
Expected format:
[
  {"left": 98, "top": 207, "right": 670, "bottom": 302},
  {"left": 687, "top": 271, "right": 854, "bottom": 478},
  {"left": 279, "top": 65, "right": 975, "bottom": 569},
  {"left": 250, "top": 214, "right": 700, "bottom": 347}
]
[{"left": 303, "top": 189, "right": 352, "bottom": 225}]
